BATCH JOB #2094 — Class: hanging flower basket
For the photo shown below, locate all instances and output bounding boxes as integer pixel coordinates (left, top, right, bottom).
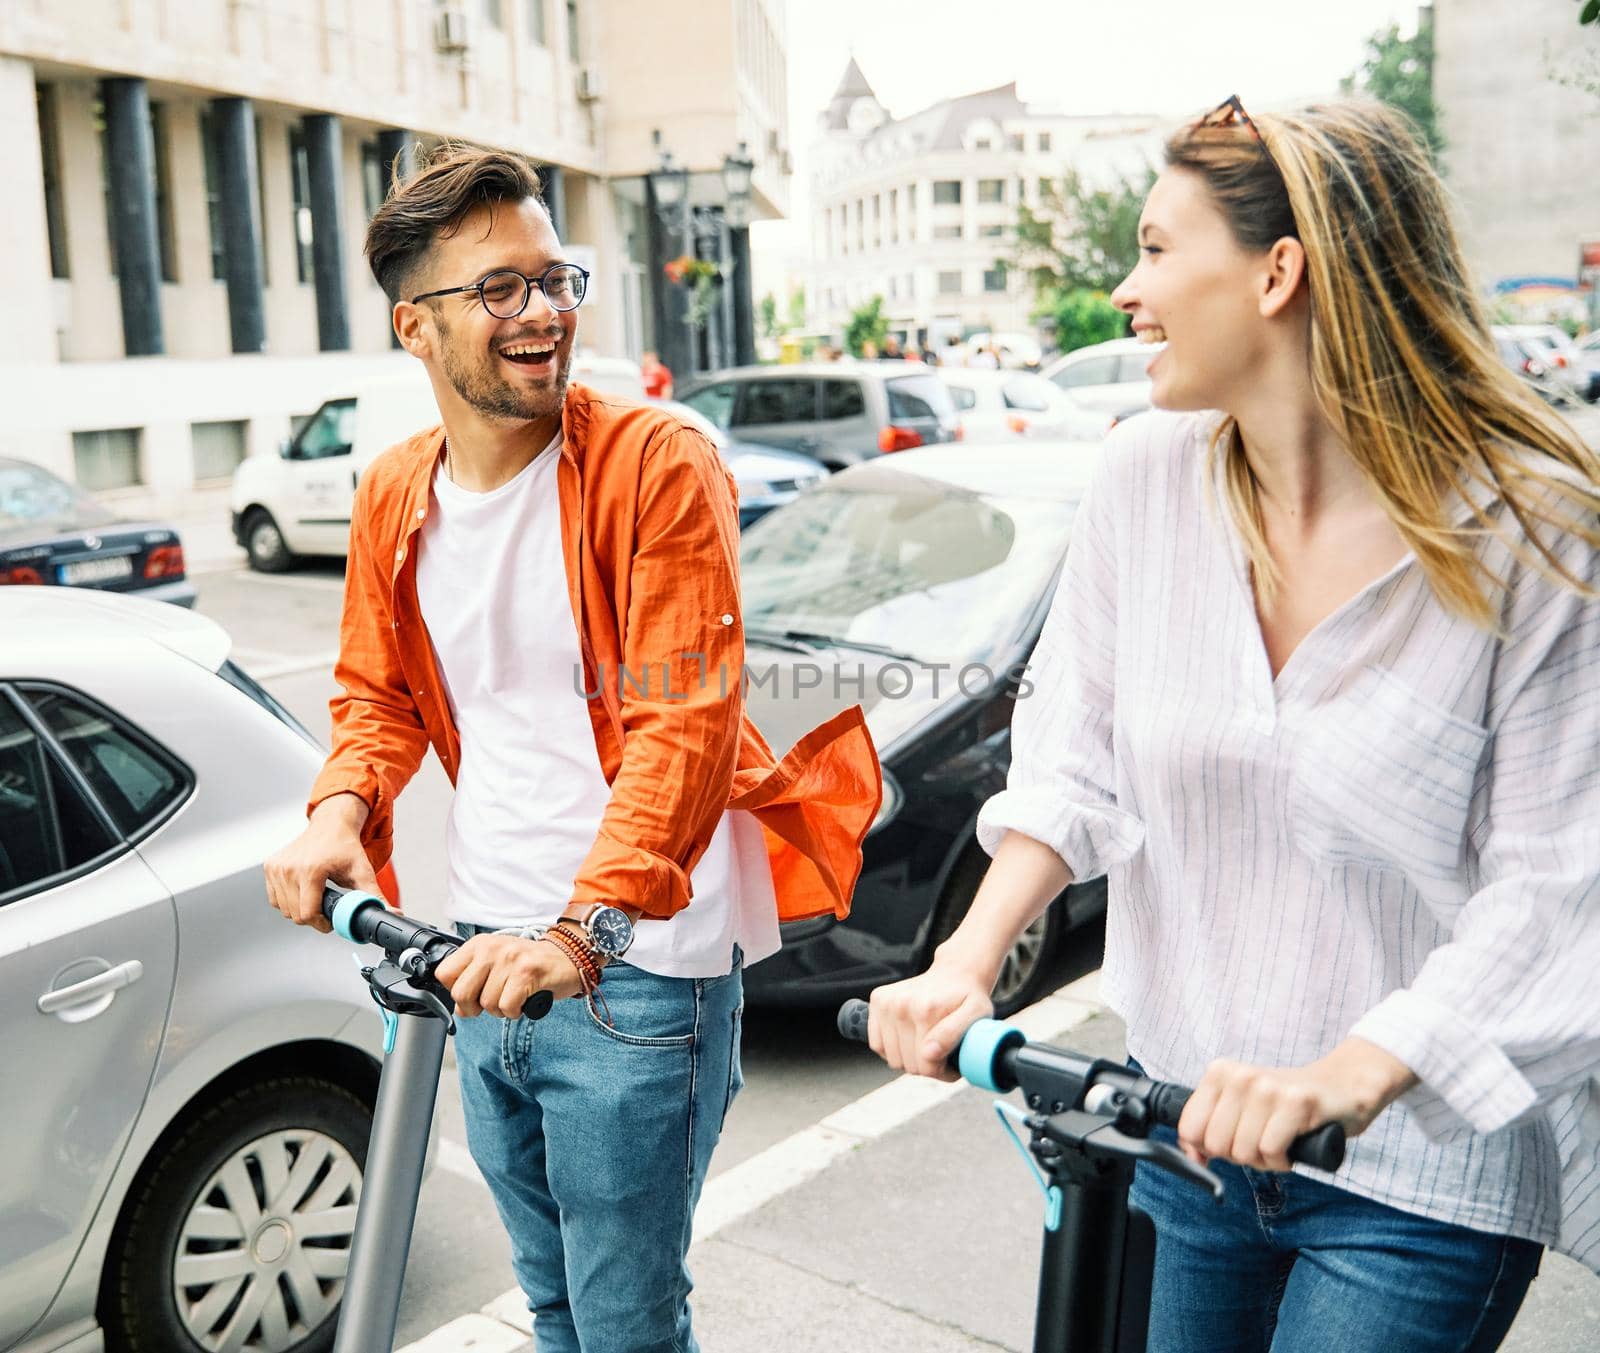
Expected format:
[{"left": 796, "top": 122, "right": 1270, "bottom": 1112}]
[{"left": 664, "top": 254, "right": 724, "bottom": 328}]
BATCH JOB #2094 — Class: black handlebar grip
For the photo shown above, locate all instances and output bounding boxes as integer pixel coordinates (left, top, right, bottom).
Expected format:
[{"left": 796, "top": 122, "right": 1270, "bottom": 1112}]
[
  {"left": 321, "top": 881, "right": 349, "bottom": 922},
  {"left": 1146, "top": 1082, "right": 1346, "bottom": 1171}
]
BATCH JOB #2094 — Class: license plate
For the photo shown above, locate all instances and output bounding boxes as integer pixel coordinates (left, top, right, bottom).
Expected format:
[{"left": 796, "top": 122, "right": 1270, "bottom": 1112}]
[{"left": 60, "top": 555, "right": 134, "bottom": 585}]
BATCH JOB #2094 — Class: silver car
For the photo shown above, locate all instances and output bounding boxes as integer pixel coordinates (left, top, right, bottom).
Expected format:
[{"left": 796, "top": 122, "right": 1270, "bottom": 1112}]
[{"left": 2, "top": 589, "right": 391, "bottom": 1353}]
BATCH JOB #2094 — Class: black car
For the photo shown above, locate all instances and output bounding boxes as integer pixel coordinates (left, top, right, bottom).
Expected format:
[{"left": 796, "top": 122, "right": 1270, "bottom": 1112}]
[
  {"left": 0, "top": 458, "right": 195, "bottom": 606},
  {"left": 738, "top": 439, "right": 1107, "bottom": 1016}
]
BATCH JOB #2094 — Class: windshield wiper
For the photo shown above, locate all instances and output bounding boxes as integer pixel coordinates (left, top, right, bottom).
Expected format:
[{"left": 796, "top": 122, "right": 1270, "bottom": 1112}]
[{"left": 749, "top": 627, "right": 921, "bottom": 663}]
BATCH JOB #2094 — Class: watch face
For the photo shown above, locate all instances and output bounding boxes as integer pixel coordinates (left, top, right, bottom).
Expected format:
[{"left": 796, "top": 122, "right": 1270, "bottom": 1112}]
[{"left": 590, "top": 907, "right": 634, "bottom": 955}]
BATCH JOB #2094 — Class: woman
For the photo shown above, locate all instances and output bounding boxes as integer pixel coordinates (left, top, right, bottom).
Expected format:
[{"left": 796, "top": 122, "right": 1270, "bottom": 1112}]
[{"left": 867, "top": 97, "right": 1600, "bottom": 1351}]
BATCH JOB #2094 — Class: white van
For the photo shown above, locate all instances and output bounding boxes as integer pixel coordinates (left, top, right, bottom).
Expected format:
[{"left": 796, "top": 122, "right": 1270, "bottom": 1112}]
[{"left": 229, "top": 356, "right": 646, "bottom": 571}]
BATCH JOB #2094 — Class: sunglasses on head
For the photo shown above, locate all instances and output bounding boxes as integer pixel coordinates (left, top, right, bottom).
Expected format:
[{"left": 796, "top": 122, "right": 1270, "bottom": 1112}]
[{"left": 1194, "top": 93, "right": 1284, "bottom": 178}]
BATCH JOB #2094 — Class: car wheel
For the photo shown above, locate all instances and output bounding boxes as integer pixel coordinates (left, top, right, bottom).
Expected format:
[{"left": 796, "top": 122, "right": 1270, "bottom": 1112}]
[
  {"left": 102, "top": 1075, "right": 371, "bottom": 1353},
  {"left": 244, "top": 510, "right": 295, "bottom": 573},
  {"left": 928, "top": 851, "right": 1065, "bottom": 1017}
]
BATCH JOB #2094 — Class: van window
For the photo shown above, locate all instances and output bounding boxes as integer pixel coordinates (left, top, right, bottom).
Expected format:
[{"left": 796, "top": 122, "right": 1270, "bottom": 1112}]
[
  {"left": 293, "top": 399, "right": 357, "bottom": 460},
  {"left": 821, "top": 380, "right": 866, "bottom": 420},
  {"left": 1053, "top": 356, "right": 1118, "bottom": 389},
  {"left": 886, "top": 374, "right": 955, "bottom": 421},
  {"left": 738, "top": 380, "right": 818, "bottom": 427}
]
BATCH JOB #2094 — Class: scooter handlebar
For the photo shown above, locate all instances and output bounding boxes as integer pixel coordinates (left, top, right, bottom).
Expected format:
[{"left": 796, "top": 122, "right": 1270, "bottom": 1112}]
[{"left": 836, "top": 999, "right": 1345, "bottom": 1173}]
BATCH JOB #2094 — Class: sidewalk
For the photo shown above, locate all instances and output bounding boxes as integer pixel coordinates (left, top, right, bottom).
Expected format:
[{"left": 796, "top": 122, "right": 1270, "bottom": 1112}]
[{"left": 428, "top": 995, "right": 1599, "bottom": 1353}]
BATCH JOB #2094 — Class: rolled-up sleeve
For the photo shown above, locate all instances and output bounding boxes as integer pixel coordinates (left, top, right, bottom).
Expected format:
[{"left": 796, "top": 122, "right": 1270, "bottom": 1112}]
[
  {"left": 1352, "top": 533, "right": 1600, "bottom": 1138},
  {"left": 976, "top": 449, "right": 1144, "bottom": 880}
]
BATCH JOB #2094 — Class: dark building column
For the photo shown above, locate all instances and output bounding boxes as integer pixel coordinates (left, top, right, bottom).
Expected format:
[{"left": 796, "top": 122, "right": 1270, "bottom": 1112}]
[
  {"left": 730, "top": 224, "right": 755, "bottom": 367},
  {"left": 211, "top": 98, "right": 266, "bottom": 353},
  {"left": 302, "top": 113, "right": 350, "bottom": 351},
  {"left": 102, "top": 77, "right": 164, "bottom": 356},
  {"left": 375, "top": 127, "right": 417, "bottom": 195},
  {"left": 541, "top": 164, "right": 566, "bottom": 238}
]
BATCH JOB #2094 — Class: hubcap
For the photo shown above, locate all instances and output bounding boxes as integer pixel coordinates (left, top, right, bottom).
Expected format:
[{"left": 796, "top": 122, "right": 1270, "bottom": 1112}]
[
  {"left": 251, "top": 521, "right": 283, "bottom": 561},
  {"left": 992, "top": 913, "right": 1050, "bottom": 1005},
  {"left": 173, "top": 1129, "right": 361, "bottom": 1353}
]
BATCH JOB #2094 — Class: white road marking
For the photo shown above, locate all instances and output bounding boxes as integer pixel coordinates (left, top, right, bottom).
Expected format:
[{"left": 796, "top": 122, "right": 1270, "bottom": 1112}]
[
  {"left": 395, "top": 970, "right": 1107, "bottom": 1352},
  {"left": 435, "top": 1136, "right": 488, "bottom": 1188}
]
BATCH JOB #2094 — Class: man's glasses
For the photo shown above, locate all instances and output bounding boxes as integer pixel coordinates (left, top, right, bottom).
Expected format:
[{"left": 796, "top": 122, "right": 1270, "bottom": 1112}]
[
  {"left": 1194, "top": 94, "right": 1283, "bottom": 179},
  {"left": 412, "top": 262, "right": 590, "bottom": 318}
]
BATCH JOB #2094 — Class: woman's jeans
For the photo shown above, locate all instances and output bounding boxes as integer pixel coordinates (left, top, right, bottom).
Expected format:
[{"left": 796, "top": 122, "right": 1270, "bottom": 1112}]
[
  {"left": 452, "top": 926, "right": 745, "bottom": 1353},
  {"left": 1127, "top": 1060, "right": 1542, "bottom": 1351}
]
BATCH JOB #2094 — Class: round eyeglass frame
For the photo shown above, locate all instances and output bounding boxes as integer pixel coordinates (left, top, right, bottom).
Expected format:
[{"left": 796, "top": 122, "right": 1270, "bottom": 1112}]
[{"left": 410, "top": 263, "right": 591, "bottom": 318}]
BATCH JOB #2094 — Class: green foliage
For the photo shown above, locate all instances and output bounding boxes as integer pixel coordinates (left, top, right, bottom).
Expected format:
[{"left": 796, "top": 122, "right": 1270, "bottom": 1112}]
[
  {"left": 1036, "top": 288, "right": 1128, "bottom": 353},
  {"left": 1340, "top": 20, "right": 1444, "bottom": 161},
  {"left": 758, "top": 292, "right": 781, "bottom": 339},
  {"left": 786, "top": 286, "right": 808, "bottom": 331},
  {"left": 1010, "top": 168, "right": 1154, "bottom": 300},
  {"left": 1583, "top": 0, "right": 1599, "bottom": 27},
  {"left": 844, "top": 295, "right": 889, "bottom": 357}
]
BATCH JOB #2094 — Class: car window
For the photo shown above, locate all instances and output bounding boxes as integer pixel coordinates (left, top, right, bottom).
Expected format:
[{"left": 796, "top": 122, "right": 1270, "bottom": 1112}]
[
  {"left": 680, "top": 382, "right": 737, "bottom": 430},
  {"left": 737, "top": 379, "right": 818, "bottom": 427},
  {"left": 23, "top": 686, "right": 189, "bottom": 839},
  {"left": 0, "top": 694, "right": 117, "bottom": 902},
  {"left": 1117, "top": 353, "right": 1155, "bottom": 382},
  {"left": 886, "top": 373, "right": 956, "bottom": 420},
  {"left": 820, "top": 379, "right": 867, "bottom": 420},
  {"left": 946, "top": 384, "right": 977, "bottom": 411},
  {"left": 1001, "top": 377, "right": 1053, "bottom": 412},
  {"left": 294, "top": 399, "right": 357, "bottom": 461},
  {"left": 1053, "top": 356, "right": 1119, "bottom": 388},
  {"left": 218, "top": 660, "right": 322, "bottom": 751},
  {"left": 0, "top": 460, "right": 117, "bottom": 533}
]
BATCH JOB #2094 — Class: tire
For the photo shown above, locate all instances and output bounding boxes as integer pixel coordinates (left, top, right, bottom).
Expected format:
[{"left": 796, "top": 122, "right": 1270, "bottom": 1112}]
[
  {"left": 102, "top": 1076, "right": 372, "bottom": 1353},
  {"left": 244, "top": 509, "right": 295, "bottom": 573},
  {"left": 928, "top": 850, "right": 1065, "bottom": 1017}
]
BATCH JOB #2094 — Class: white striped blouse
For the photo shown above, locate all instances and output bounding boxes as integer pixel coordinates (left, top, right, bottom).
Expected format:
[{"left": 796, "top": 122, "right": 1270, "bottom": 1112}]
[{"left": 977, "top": 409, "right": 1600, "bottom": 1267}]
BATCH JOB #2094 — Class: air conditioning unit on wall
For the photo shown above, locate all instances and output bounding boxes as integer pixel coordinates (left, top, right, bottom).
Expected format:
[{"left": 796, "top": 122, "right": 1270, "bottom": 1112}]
[
  {"left": 434, "top": 6, "right": 470, "bottom": 53},
  {"left": 575, "top": 66, "right": 603, "bottom": 102}
]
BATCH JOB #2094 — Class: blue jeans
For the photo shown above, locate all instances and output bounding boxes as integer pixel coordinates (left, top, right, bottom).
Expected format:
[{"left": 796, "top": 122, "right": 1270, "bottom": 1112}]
[
  {"left": 452, "top": 926, "right": 744, "bottom": 1353},
  {"left": 1126, "top": 1063, "right": 1542, "bottom": 1351}
]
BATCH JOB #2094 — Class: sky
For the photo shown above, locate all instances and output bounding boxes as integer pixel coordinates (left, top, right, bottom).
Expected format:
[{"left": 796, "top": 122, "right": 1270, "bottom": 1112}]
[{"left": 752, "top": 0, "right": 1424, "bottom": 287}]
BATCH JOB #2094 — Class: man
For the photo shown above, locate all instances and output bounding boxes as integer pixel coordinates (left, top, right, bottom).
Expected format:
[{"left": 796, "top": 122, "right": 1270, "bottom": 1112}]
[{"left": 264, "top": 145, "right": 880, "bottom": 1352}]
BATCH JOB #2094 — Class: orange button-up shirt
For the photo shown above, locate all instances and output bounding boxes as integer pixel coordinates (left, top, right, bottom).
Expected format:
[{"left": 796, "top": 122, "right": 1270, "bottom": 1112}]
[{"left": 308, "top": 383, "right": 882, "bottom": 923}]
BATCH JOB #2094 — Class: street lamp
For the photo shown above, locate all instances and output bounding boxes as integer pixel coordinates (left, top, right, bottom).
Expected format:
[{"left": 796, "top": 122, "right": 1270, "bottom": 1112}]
[
  {"left": 721, "top": 140, "right": 755, "bottom": 210},
  {"left": 649, "top": 139, "right": 689, "bottom": 213}
]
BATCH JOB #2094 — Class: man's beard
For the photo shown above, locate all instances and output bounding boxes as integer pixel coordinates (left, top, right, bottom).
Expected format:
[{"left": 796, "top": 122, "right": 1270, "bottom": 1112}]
[{"left": 436, "top": 314, "right": 571, "bottom": 422}]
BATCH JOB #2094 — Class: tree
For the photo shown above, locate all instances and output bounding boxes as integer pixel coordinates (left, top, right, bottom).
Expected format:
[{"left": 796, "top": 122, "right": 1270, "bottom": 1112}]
[
  {"left": 1036, "top": 288, "right": 1127, "bottom": 354},
  {"left": 1009, "top": 167, "right": 1153, "bottom": 299},
  {"left": 844, "top": 295, "right": 889, "bottom": 357},
  {"left": 1340, "top": 18, "right": 1443, "bottom": 161},
  {"left": 758, "top": 292, "right": 781, "bottom": 340},
  {"left": 786, "top": 286, "right": 807, "bottom": 333}
]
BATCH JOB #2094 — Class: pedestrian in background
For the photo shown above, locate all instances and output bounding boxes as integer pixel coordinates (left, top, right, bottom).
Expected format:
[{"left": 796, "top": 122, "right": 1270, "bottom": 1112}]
[
  {"left": 640, "top": 347, "right": 672, "bottom": 398},
  {"left": 869, "top": 96, "right": 1600, "bottom": 1352}
]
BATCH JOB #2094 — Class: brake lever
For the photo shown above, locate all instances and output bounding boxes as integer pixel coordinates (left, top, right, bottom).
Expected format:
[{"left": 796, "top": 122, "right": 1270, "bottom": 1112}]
[{"left": 1042, "top": 1111, "right": 1225, "bottom": 1202}]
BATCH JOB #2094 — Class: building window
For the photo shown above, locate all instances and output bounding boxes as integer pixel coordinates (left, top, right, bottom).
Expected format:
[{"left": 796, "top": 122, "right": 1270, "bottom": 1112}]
[
  {"left": 289, "top": 125, "right": 314, "bottom": 284},
  {"left": 937, "top": 270, "right": 962, "bottom": 296},
  {"left": 255, "top": 120, "right": 270, "bottom": 285},
  {"left": 199, "top": 109, "right": 226, "bottom": 281},
  {"left": 933, "top": 224, "right": 962, "bottom": 240},
  {"left": 907, "top": 183, "right": 917, "bottom": 210},
  {"left": 1038, "top": 131, "right": 1052, "bottom": 153},
  {"left": 1039, "top": 176, "right": 1054, "bottom": 198},
  {"left": 979, "top": 224, "right": 1005, "bottom": 238},
  {"left": 933, "top": 179, "right": 961, "bottom": 206},
  {"left": 527, "top": 0, "right": 546, "bottom": 42},
  {"left": 149, "top": 104, "right": 179, "bottom": 283},
  {"left": 36, "top": 84, "right": 70, "bottom": 279},
  {"left": 978, "top": 178, "right": 1005, "bottom": 204},
  {"left": 984, "top": 264, "right": 1007, "bottom": 293},
  {"left": 1009, "top": 132, "right": 1025, "bottom": 152},
  {"left": 192, "top": 420, "right": 249, "bottom": 481},
  {"left": 567, "top": 0, "right": 580, "bottom": 61},
  {"left": 972, "top": 136, "right": 991, "bottom": 152},
  {"left": 483, "top": 0, "right": 503, "bottom": 27},
  {"left": 72, "top": 428, "right": 142, "bottom": 492}
]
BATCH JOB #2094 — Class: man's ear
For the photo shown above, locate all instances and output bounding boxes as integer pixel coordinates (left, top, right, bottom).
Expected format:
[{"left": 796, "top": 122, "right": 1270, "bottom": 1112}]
[
  {"left": 393, "top": 300, "right": 431, "bottom": 359},
  {"left": 1259, "top": 236, "right": 1308, "bottom": 320}
]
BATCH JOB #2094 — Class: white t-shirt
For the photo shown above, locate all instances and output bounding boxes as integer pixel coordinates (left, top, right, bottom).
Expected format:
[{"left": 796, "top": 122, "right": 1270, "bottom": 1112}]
[{"left": 414, "top": 433, "right": 779, "bottom": 978}]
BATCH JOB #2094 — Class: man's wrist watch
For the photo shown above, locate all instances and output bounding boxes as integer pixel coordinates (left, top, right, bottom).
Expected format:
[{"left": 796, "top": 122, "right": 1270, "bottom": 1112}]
[{"left": 561, "top": 904, "right": 636, "bottom": 960}]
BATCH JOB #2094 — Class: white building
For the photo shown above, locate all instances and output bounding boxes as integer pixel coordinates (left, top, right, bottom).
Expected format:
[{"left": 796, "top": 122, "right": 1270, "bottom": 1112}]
[
  {"left": 804, "top": 59, "right": 1160, "bottom": 352},
  {"left": 0, "top": 0, "right": 791, "bottom": 512}
]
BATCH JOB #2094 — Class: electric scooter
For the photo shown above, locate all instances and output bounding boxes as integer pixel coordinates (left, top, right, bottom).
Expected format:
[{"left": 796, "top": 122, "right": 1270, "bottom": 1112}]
[
  {"left": 319, "top": 883, "right": 554, "bottom": 1353},
  {"left": 837, "top": 999, "right": 1346, "bottom": 1353}
]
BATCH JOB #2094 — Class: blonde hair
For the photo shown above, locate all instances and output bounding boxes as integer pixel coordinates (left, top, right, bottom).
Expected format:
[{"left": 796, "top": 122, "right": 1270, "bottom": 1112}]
[{"left": 1165, "top": 98, "right": 1599, "bottom": 626}]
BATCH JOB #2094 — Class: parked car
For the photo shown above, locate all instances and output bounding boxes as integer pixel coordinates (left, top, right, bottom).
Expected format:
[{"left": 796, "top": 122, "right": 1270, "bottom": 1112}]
[
  {"left": 1041, "top": 336, "right": 1160, "bottom": 417},
  {"left": 1493, "top": 324, "right": 1599, "bottom": 401},
  {"left": 1, "top": 589, "right": 400, "bottom": 1353},
  {"left": 1578, "top": 328, "right": 1600, "bottom": 390},
  {"left": 649, "top": 399, "right": 826, "bottom": 528},
  {"left": 962, "top": 330, "right": 1044, "bottom": 370},
  {"left": 940, "top": 368, "right": 1114, "bottom": 444},
  {"left": 675, "top": 362, "right": 961, "bottom": 471},
  {"left": 0, "top": 457, "right": 195, "bottom": 607},
  {"left": 737, "top": 441, "right": 1109, "bottom": 1016},
  {"left": 230, "top": 354, "right": 647, "bottom": 572}
]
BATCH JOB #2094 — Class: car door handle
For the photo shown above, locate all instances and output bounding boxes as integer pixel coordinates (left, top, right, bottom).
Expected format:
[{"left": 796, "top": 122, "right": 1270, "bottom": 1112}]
[{"left": 37, "top": 960, "right": 145, "bottom": 1015}]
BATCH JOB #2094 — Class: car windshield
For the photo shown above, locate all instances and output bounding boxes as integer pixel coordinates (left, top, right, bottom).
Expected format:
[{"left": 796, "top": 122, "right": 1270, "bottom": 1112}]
[
  {"left": 739, "top": 464, "right": 1079, "bottom": 667},
  {"left": 0, "top": 461, "right": 116, "bottom": 534}
]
